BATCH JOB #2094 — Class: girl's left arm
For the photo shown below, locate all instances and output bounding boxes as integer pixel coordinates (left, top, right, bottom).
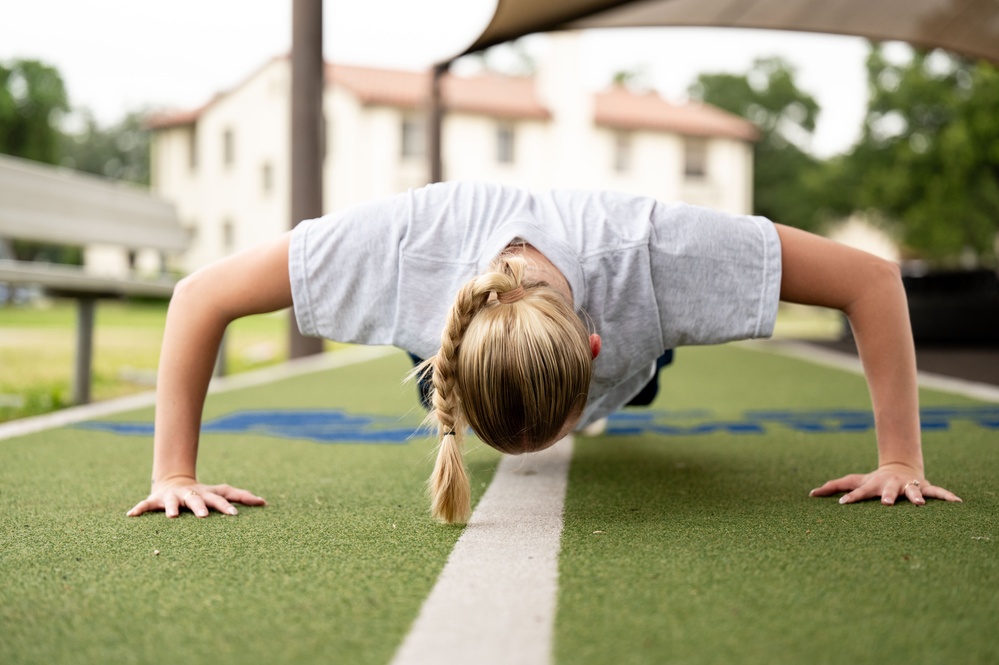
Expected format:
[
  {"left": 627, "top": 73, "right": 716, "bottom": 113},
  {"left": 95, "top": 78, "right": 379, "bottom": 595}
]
[{"left": 773, "top": 224, "right": 961, "bottom": 505}]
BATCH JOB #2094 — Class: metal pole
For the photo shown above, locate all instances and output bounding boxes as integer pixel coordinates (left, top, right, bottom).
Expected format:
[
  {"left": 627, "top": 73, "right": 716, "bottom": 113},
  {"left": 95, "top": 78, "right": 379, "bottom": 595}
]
[
  {"left": 73, "top": 297, "right": 96, "bottom": 405},
  {"left": 289, "top": 0, "right": 325, "bottom": 358},
  {"left": 427, "top": 61, "right": 449, "bottom": 184}
]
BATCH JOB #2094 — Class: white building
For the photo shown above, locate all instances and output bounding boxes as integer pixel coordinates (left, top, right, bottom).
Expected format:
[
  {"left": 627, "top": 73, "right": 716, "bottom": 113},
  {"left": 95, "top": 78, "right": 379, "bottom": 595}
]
[{"left": 149, "top": 35, "right": 757, "bottom": 273}]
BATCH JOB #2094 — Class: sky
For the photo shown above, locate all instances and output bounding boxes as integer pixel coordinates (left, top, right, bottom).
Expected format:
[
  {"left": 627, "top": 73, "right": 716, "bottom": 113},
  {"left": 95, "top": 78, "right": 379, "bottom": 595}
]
[{"left": 0, "top": 0, "right": 879, "bottom": 157}]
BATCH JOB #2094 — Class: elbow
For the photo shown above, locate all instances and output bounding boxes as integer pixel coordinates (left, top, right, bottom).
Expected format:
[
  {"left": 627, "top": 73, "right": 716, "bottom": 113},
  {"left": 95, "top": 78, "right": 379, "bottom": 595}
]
[
  {"left": 881, "top": 257, "right": 902, "bottom": 281},
  {"left": 169, "top": 268, "right": 229, "bottom": 324},
  {"left": 872, "top": 257, "right": 904, "bottom": 292},
  {"left": 170, "top": 271, "right": 205, "bottom": 306},
  {"left": 844, "top": 257, "right": 905, "bottom": 318}
]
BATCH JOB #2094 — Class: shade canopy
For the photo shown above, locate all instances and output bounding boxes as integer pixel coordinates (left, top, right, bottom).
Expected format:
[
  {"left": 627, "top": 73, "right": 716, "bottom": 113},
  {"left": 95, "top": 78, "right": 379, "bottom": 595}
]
[{"left": 461, "top": 0, "right": 999, "bottom": 63}]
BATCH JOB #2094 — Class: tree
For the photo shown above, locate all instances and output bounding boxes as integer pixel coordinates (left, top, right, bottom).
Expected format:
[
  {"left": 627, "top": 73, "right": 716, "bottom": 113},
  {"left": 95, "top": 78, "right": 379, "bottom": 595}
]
[
  {"left": 0, "top": 59, "right": 156, "bottom": 267},
  {"left": 0, "top": 59, "right": 69, "bottom": 165},
  {"left": 844, "top": 45, "right": 999, "bottom": 264},
  {"left": 61, "top": 109, "right": 151, "bottom": 185},
  {"left": 688, "top": 57, "right": 825, "bottom": 231},
  {"left": 610, "top": 66, "right": 652, "bottom": 92},
  {"left": 0, "top": 59, "right": 77, "bottom": 265}
]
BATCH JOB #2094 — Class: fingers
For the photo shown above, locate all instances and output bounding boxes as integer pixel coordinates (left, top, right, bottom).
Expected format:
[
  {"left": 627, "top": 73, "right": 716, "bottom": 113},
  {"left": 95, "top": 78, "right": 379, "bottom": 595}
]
[
  {"left": 208, "top": 484, "right": 268, "bottom": 507},
  {"left": 837, "top": 480, "right": 881, "bottom": 505},
  {"left": 183, "top": 491, "right": 210, "bottom": 518},
  {"left": 922, "top": 484, "right": 963, "bottom": 503},
  {"left": 126, "top": 499, "right": 157, "bottom": 517},
  {"left": 810, "top": 472, "right": 964, "bottom": 506},
  {"left": 901, "top": 481, "right": 926, "bottom": 506},
  {"left": 880, "top": 480, "right": 901, "bottom": 506},
  {"left": 126, "top": 484, "right": 267, "bottom": 518},
  {"left": 202, "top": 491, "right": 239, "bottom": 517},
  {"left": 810, "top": 473, "right": 881, "bottom": 505},
  {"left": 164, "top": 493, "right": 181, "bottom": 518},
  {"left": 809, "top": 474, "right": 866, "bottom": 497}
]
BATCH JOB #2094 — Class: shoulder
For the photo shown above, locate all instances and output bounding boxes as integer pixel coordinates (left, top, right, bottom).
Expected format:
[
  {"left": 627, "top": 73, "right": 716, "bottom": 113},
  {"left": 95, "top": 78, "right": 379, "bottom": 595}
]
[
  {"left": 410, "top": 180, "right": 533, "bottom": 210},
  {"left": 404, "top": 181, "right": 539, "bottom": 254}
]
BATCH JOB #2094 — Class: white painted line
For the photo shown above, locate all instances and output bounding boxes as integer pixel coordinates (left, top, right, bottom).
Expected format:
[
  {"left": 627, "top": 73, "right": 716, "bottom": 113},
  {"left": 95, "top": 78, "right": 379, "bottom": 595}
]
[
  {"left": 745, "top": 340, "right": 999, "bottom": 404},
  {"left": 0, "top": 345, "right": 397, "bottom": 441},
  {"left": 391, "top": 436, "right": 575, "bottom": 665}
]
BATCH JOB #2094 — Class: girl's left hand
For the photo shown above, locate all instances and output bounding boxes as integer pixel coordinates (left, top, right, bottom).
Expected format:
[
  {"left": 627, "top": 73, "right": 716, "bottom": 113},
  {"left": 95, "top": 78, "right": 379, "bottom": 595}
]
[{"left": 809, "top": 463, "right": 963, "bottom": 505}]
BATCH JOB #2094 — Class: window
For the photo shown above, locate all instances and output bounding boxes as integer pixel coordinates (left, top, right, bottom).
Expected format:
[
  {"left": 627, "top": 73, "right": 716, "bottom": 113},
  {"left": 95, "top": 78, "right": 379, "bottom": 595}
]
[
  {"left": 684, "top": 137, "right": 708, "bottom": 179},
  {"left": 261, "top": 162, "right": 273, "bottom": 194},
  {"left": 401, "top": 115, "right": 425, "bottom": 159},
  {"left": 223, "top": 128, "right": 235, "bottom": 167},
  {"left": 496, "top": 122, "right": 515, "bottom": 164},
  {"left": 613, "top": 131, "right": 632, "bottom": 173}
]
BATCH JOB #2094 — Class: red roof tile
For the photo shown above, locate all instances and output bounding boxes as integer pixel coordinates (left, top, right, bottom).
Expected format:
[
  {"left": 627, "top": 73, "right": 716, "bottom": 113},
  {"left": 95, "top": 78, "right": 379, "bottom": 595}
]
[
  {"left": 595, "top": 85, "right": 759, "bottom": 142},
  {"left": 148, "top": 59, "right": 757, "bottom": 142},
  {"left": 146, "top": 105, "right": 207, "bottom": 129},
  {"left": 328, "top": 64, "right": 550, "bottom": 120}
]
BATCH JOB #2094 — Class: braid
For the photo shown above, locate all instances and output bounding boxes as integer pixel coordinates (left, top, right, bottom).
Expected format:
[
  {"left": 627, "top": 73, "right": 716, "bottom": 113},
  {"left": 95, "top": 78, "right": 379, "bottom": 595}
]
[{"left": 427, "top": 257, "right": 526, "bottom": 524}]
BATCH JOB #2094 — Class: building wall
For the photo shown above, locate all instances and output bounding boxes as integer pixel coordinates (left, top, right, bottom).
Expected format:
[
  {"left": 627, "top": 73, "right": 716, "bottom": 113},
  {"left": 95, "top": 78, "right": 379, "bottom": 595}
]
[
  {"left": 152, "top": 58, "right": 292, "bottom": 271},
  {"left": 150, "top": 52, "right": 756, "bottom": 274},
  {"left": 442, "top": 114, "right": 552, "bottom": 188},
  {"left": 828, "top": 215, "right": 901, "bottom": 262},
  {"left": 678, "top": 137, "right": 754, "bottom": 215},
  {"left": 536, "top": 33, "right": 597, "bottom": 190}
]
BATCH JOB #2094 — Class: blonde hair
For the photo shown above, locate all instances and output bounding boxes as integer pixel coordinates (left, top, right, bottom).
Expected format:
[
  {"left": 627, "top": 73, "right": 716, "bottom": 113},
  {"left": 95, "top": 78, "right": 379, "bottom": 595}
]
[{"left": 420, "top": 253, "right": 592, "bottom": 524}]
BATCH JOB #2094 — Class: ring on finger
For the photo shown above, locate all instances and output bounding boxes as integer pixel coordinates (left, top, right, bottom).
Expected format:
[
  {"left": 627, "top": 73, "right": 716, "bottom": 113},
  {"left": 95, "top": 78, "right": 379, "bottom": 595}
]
[
  {"left": 902, "top": 479, "right": 921, "bottom": 492},
  {"left": 185, "top": 490, "right": 199, "bottom": 498}
]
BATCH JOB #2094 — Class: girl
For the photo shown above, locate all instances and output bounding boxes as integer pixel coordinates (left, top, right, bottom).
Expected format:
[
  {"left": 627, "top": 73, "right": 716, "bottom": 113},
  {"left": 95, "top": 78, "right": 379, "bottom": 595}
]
[{"left": 127, "top": 181, "right": 961, "bottom": 523}]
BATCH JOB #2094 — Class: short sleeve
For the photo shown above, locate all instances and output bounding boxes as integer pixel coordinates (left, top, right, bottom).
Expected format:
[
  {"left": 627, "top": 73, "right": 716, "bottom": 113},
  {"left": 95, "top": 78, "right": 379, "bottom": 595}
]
[
  {"left": 288, "top": 192, "right": 411, "bottom": 345},
  {"left": 648, "top": 203, "right": 782, "bottom": 347}
]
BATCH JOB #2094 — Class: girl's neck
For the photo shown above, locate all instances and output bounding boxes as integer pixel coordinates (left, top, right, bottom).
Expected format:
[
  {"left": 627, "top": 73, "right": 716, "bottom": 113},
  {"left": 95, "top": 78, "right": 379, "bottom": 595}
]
[{"left": 508, "top": 243, "right": 573, "bottom": 302}]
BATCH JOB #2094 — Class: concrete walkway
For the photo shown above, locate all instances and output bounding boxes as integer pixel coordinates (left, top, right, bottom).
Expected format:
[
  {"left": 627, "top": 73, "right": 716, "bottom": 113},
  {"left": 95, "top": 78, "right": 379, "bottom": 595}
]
[{"left": 811, "top": 339, "right": 999, "bottom": 388}]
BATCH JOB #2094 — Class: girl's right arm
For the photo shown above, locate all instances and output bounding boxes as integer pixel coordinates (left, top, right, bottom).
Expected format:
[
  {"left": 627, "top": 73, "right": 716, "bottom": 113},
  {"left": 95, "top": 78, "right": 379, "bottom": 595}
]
[{"left": 127, "top": 233, "right": 296, "bottom": 518}]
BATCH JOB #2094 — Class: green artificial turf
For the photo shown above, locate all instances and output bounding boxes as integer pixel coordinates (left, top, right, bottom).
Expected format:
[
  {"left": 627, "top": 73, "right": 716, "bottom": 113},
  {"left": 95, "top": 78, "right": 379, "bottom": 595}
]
[
  {"left": 0, "top": 351, "right": 501, "bottom": 665},
  {"left": 556, "top": 345, "right": 998, "bottom": 665},
  {"left": 2, "top": 344, "right": 996, "bottom": 665}
]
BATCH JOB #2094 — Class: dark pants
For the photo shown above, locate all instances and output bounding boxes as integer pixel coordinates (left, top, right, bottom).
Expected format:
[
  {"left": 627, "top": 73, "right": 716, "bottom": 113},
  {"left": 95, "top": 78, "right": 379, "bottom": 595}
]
[{"left": 409, "top": 349, "right": 674, "bottom": 410}]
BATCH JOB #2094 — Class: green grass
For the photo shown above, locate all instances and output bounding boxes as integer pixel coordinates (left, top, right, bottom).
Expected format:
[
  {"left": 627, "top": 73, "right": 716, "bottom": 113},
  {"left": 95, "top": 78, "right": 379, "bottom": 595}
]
[
  {"left": 556, "top": 345, "right": 997, "bottom": 665},
  {"left": 0, "top": 300, "right": 841, "bottom": 424},
  {"left": 0, "top": 351, "right": 502, "bottom": 665},
  {"left": 0, "top": 299, "right": 339, "bottom": 422},
  {"left": 1, "top": 344, "right": 995, "bottom": 665}
]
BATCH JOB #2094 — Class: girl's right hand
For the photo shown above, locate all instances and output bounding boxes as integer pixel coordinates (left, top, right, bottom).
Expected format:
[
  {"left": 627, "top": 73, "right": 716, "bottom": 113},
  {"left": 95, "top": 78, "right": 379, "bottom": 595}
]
[{"left": 126, "top": 478, "right": 267, "bottom": 518}]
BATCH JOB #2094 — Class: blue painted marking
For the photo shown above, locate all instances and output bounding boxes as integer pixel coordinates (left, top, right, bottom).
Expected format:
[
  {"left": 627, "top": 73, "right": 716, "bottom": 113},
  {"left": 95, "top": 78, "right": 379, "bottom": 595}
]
[
  {"left": 80, "top": 405, "right": 999, "bottom": 445},
  {"left": 79, "top": 409, "right": 424, "bottom": 445},
  {"left": 607, "top": 405, "right": 999, "bottom": 436}
]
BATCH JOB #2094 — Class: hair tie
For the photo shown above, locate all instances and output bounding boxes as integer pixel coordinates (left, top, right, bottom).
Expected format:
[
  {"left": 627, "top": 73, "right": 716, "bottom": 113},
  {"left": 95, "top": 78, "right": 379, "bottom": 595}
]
[
  {"left": 443, "top": 430, "right": 456, "bottom": 436},
  {"left": 497, "top": 285, "right": 526, "bottom": 304}
]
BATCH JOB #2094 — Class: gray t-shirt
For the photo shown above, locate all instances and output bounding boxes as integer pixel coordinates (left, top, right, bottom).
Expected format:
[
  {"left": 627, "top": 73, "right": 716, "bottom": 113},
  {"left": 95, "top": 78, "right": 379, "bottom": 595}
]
[{"left": 289, "top": 180, "right": 782, "bottom": 425}]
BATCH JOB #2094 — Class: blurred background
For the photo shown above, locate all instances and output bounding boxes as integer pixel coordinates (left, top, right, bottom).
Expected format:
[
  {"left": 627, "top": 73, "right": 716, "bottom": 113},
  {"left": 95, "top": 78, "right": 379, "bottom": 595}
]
[{"left": 1, "top": 0, "right": 997, "bottom": 422}]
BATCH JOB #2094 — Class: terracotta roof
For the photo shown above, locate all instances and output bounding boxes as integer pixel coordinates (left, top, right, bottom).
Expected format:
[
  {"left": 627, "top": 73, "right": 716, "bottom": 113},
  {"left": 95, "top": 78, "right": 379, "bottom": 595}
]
[
  {"left": 326, "top": 63, "right": 427, "bottom": 109},
  {"left": 443, "top": 72, "right": 551, "bottom": 120},
  {"left": 146, "top": 105, "right": 207, "bottom": 129},
  {"left": 595, "top": 85, "right": 759, "bottom": 142},
  {"left": 328, "top": 63, "right": 551, "bottom": 120},
  {"left": 148, "top": 59, "right": 758, "bottom": 142}
]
